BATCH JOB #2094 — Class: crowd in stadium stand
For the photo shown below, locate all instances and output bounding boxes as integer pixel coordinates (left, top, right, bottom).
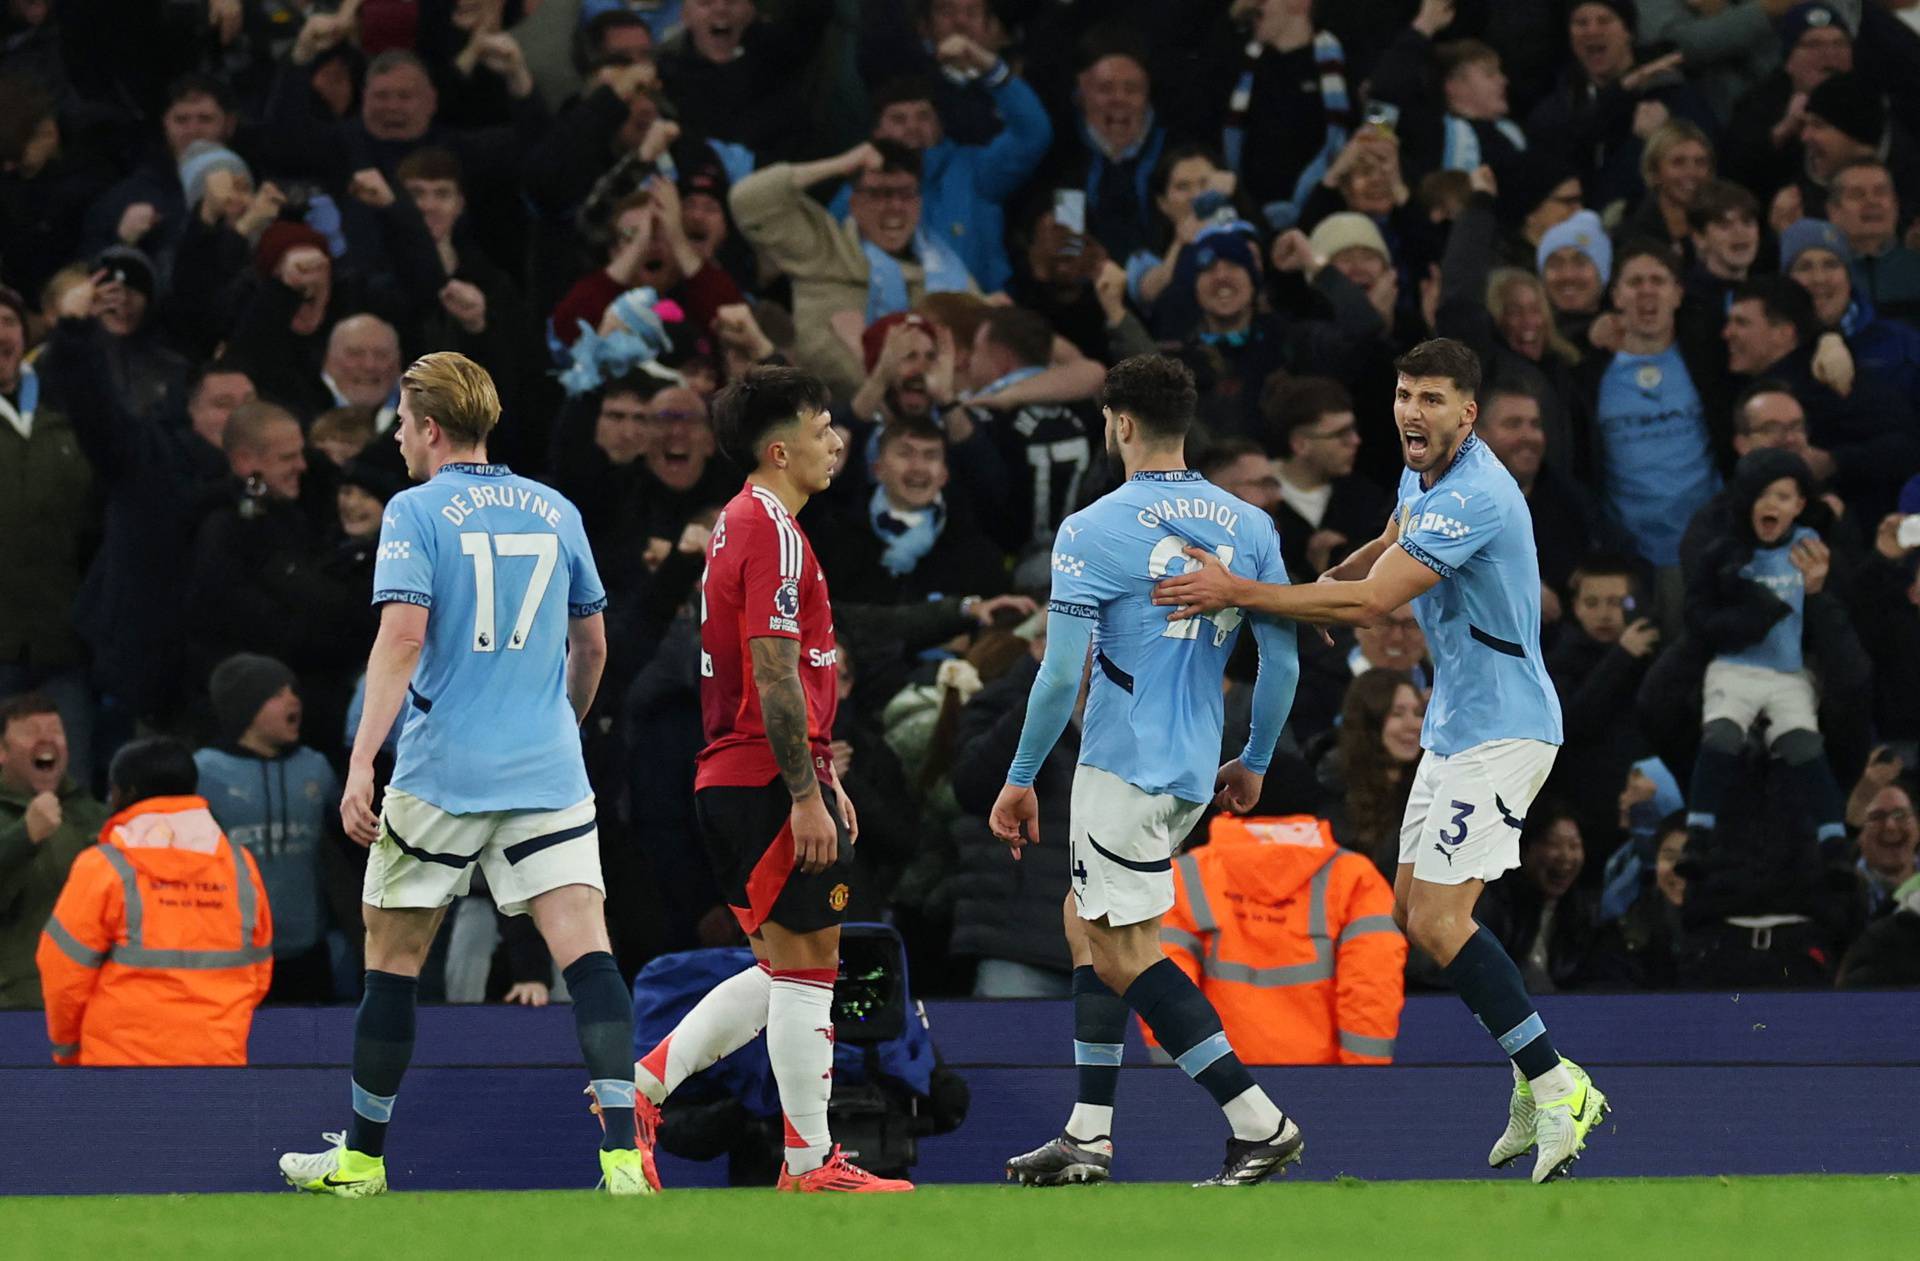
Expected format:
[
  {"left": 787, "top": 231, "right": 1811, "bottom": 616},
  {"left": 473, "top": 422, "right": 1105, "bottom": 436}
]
[{"left": 4, "top": 0, "right": 1920, "bottom": 1022}]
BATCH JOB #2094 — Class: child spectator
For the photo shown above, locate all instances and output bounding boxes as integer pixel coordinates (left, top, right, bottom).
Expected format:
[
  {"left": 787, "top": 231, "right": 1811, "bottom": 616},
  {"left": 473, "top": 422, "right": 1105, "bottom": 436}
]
[{"left": 1684, "top": 450, "right": 1852, "bottom": 851}]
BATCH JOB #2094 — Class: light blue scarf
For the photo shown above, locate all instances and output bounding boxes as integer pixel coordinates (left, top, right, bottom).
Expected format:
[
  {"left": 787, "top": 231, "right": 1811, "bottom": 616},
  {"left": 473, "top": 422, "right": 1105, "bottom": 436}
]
[
  {"left": 0, "top": 362, "right": 39, "bottom": 440},
  {"left": 869, "top": 484, "right": 946, "bottom": 577},
  {"left": 863, "top": 231, "right": 972, "bottom": 324},
  {"left": 1441, "top": 115, "right": 1528, "bottom": 171}
]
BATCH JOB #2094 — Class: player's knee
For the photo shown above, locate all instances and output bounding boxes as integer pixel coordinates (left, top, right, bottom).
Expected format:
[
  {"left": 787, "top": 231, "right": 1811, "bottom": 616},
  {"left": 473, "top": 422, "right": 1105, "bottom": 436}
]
[
  {"left": 1700, "top": 719, "right": 1745, "bottom": 756},
  {"left": 1405, "top": 902, "right": 1470, "bottom": 963},
  {"left": 1772, "top": 727, "right": 1824, "bottom": 766}
]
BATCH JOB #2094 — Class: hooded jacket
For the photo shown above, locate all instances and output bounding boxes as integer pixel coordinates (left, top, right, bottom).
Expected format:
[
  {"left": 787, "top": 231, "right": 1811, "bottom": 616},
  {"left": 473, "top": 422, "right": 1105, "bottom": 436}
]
[
  {"left": 37, "top": 795, "right": 272, "bottom": 1065},
  {"left": 1151, "top": 816, "right": 1406, "bottom": 1065},
  {"left": 193, "top": 744, "right": 337, "bottom": 958}
]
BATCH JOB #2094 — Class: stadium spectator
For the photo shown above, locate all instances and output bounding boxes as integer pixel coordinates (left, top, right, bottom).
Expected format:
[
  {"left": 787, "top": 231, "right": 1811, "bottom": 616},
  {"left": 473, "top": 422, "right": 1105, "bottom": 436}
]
[
  {"left": 731, "top": 140, "right": 978, "bottom": 397},
  {"left": 1546, "top": 557, "right": 1660, "bottom": 857},
  {"left": 1635, "top": 0, "right": 1783, "bottom": 123},
  {"left": 1313, "top": 669, "right": 1424, "bottom": 877},
  {"left": 812, "top": 419, "right": 1005, "bottom": 605},
  {"left": 1620, "top": 120, "right": 1715, "bottom": 265},
  {"left": 0, "top": 694, "right": 109, "bottom": 1010},
  {"left": 1843, "top": 764, "right": 1918, "bottom": 920},
  {"left": 1151, "top": 814, "right": 1406, "bottom": 1065},
  {"left": 1264, "top": 376, "right": 1389, "bottom": 581},
  {"left": 1720, "top": 279, "right": 1920, "bottom": 519},
  {"left": 1725, "top": 2, "right": 1859, "bottom": 203},
  {"left": 183, "top": 401, "right": 372, "bottom": 734},
  {"left": 856, "top": 0, "right": 1016, "bottom": 146},
  {"left": 1477, "top": 802, "right": 1601, "bottom": 993},
  {"left": 1195, "top": 437, "right": 1280, "bottom": 515},
  {"left": 829, "top": 60, "right": 1052, "bottom": 294},
  {"left": 195, "top": 654, "right": 340, "bottom": 1004},
  {"left": 1846, "top": 512, "right": 1920, "bottom": 745},
  {"left": 1682, "top": 178, "right": 1763, "bottom": 318},
  {"left": 0, "top": 283, "right": 98, "bottom": 784},
  {"left": 1590, "top": 811, "right": 1688, "bottom": 989},
  {"left": 1836, "top": 873, "right": 1920, "bottom": 987},
  {"left": 655, "top": 0, "right": 834, "bottom": 167},
  {"left": 37, "top": 736, "right": 273, "bottom": 1066},
  {"left": 1536, "top": 209, "right": 1611, "bottom": 346},
  {"left": 0, "top": 70, "right": 113, "bottom": 299},
  {"left": 1575, "top": 242, "right": 1728, "bottom": 602},
  {"left": 1366, "top": 6, "right": 1529, "bottom": 190},
  {"left": 1824, "top": 157, "right": 1920, "bottom": 326},
  {"left": 1029, "top": 37, "right": 1169, "bottom": 265},
  {"left": 1475, "top": 380, "right": 1600, "bottom": 603},
  {"left": 90, "top": 245, "right": 190, "bottom": 425},
  {"left": 1780, "top": 218, "right": 1920, "bottom": 400},
  {"left": 1525, "top": 0, "right": 1717, "bottom": 212}
]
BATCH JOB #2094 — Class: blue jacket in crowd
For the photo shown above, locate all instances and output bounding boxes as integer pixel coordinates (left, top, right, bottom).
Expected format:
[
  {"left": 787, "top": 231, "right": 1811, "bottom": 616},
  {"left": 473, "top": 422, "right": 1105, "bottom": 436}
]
[{"left": 194, "top": 745, "right": 338, "bottom": 958}]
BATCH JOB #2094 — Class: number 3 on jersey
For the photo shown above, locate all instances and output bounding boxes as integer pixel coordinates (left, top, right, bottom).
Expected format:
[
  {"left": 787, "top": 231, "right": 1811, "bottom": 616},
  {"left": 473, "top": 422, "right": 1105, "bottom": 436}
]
[
  {"left": 460, "top": 532, "right": 557, "bottom": 652},
  {"left": 1147, "top": 535, "right": 1243, "bottom": 646}
]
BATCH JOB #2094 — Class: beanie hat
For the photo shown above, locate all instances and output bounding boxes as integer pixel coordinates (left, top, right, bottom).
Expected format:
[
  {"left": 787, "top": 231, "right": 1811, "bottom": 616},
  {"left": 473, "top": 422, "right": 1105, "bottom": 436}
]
[
  {"left": 1898, "top": 473, "right": 1920, "bottom": 516},
  {"left": 338, "top": 456, "right": 408, "bottom": 504},
  {"left": 177, "top": 139, "right": 251, "bottom": 210},
  {"left": 1779, "top": 218, "right": 1852, "bottom": 272},
  {"left": 1729, "top": 447, "right": 1814, "bottom": 534},
  {"left": 208, "top": 653, "right": 297, "bottom": 744},
  {"left": 677, "top": 144, "right": 731, "bottom": 204},
  {"left": 93, "top": 246, "right": 156, "bottom": 301},
  {"left": 1777, "top": 2, "right": 1849, "bottom": 54},
  {"left": 1805, "top": 73, "right": 1883, "bottom": 148},
  {"left": 1537, "top": 209, "right": 1613, "bottom": 286},
  {"left": 1498, "top": 149, "right": 1580, "bottom": 230},
  {"left": 1194, "top": 221, "right": 1264, "bottom": 277},
  {"left": 1570, "top": 0, "right": 1637, "bottom": 32},
  {"left": 1305, "top": 213, "right": 1390, "bottom": 267},
  {"left": 861, "top": 311, "right": 936, "bottom": 374},
  {"left": 254, "top": 220, "right": 331, "bottom": 278}
]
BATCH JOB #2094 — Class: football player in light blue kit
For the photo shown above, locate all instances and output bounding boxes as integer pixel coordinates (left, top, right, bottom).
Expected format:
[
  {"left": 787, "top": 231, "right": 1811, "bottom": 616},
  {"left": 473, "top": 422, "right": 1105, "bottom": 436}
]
[
  {"left": 278, "top": 352, "right": 650, "bottom": 1197},
  {"left": 1158, "top": 339, "right": 1608, "bottom": 1183},
  {"left": 989, "top": 355, "right": 1306, "bottom": 1188}
]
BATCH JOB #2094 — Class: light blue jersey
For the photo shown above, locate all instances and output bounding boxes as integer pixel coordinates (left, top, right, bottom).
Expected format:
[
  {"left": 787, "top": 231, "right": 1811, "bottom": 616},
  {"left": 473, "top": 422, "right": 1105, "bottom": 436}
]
[
  {"left": 371, "top": 462, "right": 607, "bottom": 813},
  {"left": 1594, "top": 346, "right": 1721, "bottom": 567},
  {"left": 1725, "top": 525, "right": 1814, "bottom": 674},
  {"left": 1396, "top": 435, "right": 1563, "bottom": 756},
  {"left": 1012, "top": 470, "right": 1298, "bottom": 804}
]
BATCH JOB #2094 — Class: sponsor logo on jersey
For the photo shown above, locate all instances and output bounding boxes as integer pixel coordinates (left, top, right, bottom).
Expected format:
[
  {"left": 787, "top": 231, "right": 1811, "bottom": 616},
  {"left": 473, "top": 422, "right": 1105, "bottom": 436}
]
[{"left": 808, "top": 646, "right": 839, "bottom": 669}]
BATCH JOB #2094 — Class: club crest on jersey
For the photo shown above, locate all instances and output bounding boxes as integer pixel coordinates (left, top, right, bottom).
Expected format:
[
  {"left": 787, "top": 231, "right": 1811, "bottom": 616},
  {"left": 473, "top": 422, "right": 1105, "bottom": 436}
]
[{"left": 828, "top": 883, "right": 849, "bottom": 911}]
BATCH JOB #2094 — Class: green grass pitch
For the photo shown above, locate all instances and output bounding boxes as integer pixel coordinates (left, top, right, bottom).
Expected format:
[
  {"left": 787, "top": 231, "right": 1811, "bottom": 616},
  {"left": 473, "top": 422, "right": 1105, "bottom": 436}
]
[{"left": 4, "top": 1177, "right": 1909, "bottom": 1260}]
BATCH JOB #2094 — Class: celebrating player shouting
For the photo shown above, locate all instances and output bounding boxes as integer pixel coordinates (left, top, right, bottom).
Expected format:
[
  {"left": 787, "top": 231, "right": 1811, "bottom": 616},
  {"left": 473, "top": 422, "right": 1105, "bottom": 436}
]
[
  {"left": 615, "top": 366, "right": 911, "bottom": 1193},
  {"left": 1156, "top": 338, "right": 1607, "bottom": 1183},
  {"left": 992, "top": 355, "right": 1305, "bottom": 1187},
  {"left": 279, "top": 352, "right": 646, "bottom": 1196}
]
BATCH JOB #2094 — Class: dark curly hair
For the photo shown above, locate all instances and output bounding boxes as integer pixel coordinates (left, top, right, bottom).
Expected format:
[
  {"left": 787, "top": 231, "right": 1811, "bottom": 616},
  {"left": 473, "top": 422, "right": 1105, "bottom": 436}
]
[
  {"left": 1100, "top": 354, "right": 1197, "bottom": 441},
  {"left": 1338, "top": 669, "right": 1422, "bottom": 870}
]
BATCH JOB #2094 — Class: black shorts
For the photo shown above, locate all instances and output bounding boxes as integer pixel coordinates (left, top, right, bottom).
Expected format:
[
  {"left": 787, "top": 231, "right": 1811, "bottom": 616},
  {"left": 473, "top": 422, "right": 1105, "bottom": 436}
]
[{"left": 695, "top": 776, "right": 854, "bottom": 935}]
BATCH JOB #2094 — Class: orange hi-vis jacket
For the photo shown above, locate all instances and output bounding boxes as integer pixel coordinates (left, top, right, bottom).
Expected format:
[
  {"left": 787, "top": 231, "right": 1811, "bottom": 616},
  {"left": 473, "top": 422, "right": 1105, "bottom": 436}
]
[
  {"left": 37, "top": 795, "right": 272, "bottom": 1066},
  {"left": 1149, "top": 816, "right": 1407, "bottom": 1065}
]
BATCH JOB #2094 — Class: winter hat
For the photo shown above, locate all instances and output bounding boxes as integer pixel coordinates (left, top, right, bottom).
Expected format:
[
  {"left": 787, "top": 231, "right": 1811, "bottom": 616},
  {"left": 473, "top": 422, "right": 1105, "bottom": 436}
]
[
  {"left": 177, "top": 139, "right": 251, "bottom": 210},
  {"left": 208, "top": 653, "right": 296, "bottom": 744},
  {"left": 1777, "top": 3, "right": 1849, "bottom": 54},
  {"left": 1306, "top": 213, "right": 1390, "bottom": 267},
  {"left": 1898, "top": 473, "right": 1920, "bottom": 516},
  {"left": 1779, "top": 218, "right": 1852, "bottom": 272},
  {"left": 677, "top": 145, "right": 731, "bottom": 204},
  {"left": 1499, "top": 148, "right": 1580, "bottom": 230},
  {"left": 1806, "top": 72, "right": 1883, "bottom": 147},
  {"left": 1729, "top": 448, "right": 1814, "bottom": 531},
  {"left": 861, "top": 311, "right": 936, "bottom": 374},
  {"left": 254, "top": 220, "right": 331, "bottom": 278},
  {"left": 338, "top": 456, "right": 407, "bottom": 504},
  {"left": 1536, "top": 209, "right": 1613, "bottom": 285},
  {"left": 1194, "top": 221, "right": 1264, "bottom": 277},
  {"left": 93, "top": 246, "right": 156, "bottom": 301},
  {"left": 1570, "top": 0, "right": 1637, "bottom": 32}
]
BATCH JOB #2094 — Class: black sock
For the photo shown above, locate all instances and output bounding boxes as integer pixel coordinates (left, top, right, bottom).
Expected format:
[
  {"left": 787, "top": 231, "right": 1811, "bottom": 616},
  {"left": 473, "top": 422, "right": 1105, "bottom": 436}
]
[
  {"left": 1441, "top": 925, "right": 1560, "bottom": 1080},
  {"left": 1123, "top": 958, "right": 1257, "bottom": 1108},
  {"left": 347, "top": 970, "right": 418, "bottom": 1158},
  {"left": 563, "top": 951, "right": 638, "bottom": 1150},
  {"left": 1688, "top": 744, "right": 1741, "bottom": 829},
  {"left": 1071, "top": 965, "right": 1126, "bottom": 1116}
]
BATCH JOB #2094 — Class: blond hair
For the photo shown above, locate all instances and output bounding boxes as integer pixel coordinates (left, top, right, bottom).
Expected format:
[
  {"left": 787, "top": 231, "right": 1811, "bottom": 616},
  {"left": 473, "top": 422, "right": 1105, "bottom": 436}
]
[
  {"left": 402, "top": 351, "right": 499, "bottom": 448},
  {"left": 1486, "top": 267, "right": 1581, "bottom": 366},
  {"left": 1639, "top": 119, "right": 1713, "bottom": 191}
]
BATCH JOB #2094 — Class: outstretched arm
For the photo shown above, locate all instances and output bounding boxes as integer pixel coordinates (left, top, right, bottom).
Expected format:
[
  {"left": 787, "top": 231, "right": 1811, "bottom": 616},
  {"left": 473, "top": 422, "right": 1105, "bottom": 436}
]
[
  {"left": 1157, "top": 541, "right": 1440, "bottom": 627},
  {"left": 987, "top": 611, "right": 1093, "bottom": 854}
]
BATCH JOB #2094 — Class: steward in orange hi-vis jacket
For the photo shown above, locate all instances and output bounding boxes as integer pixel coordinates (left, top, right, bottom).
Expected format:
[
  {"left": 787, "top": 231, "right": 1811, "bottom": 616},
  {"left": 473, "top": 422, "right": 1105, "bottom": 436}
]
[
  {"left": 1147, "top": 816, "right": 1406, "bottom": 1065},
  {"left": 37, "top": 737, "right": 272, "bottom": 1066}
]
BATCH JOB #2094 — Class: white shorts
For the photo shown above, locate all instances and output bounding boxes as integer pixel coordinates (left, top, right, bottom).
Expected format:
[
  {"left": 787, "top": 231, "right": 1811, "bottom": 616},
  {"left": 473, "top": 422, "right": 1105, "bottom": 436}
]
[
  {"left": 1702, "top": 659, "right": 1819, "bottom": 743},
  {"left": 1398, "top": 739, "right": 1558, "bottom": 886},
  {"left": 364, "top": 789, "right": 602, "bottom": 917},
  {"left": 1068, "top": 764, "right": 1207, "bottom": 928}
]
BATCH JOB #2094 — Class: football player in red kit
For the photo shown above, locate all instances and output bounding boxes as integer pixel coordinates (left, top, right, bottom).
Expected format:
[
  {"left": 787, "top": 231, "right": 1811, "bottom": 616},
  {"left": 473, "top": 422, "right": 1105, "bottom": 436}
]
[{"left": 606, "top": 365, "right": 912, "bottom": 1193}]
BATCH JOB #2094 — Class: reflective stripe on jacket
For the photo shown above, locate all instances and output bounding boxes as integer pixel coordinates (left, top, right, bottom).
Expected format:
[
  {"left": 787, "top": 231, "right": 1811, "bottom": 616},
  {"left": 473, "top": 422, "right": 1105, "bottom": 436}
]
[
  {"left": 1148, "top": 816, "right": 1406, "bottom": 1065},
  {"left": 37, "top": 795, "right": 273, "bottom": 1065}
]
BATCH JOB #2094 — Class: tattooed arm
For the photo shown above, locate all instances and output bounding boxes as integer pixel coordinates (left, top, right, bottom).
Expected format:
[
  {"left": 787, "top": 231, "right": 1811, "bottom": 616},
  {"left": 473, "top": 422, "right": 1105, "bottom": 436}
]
[{"left": 750, "top": 636, "right": 840, "bottom": 872}]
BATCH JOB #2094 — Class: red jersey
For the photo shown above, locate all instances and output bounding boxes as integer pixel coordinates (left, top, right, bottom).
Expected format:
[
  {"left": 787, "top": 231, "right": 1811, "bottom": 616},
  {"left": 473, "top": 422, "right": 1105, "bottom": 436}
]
[{"left": 696, "top": 482, "right": 840, "bottom": 790}]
